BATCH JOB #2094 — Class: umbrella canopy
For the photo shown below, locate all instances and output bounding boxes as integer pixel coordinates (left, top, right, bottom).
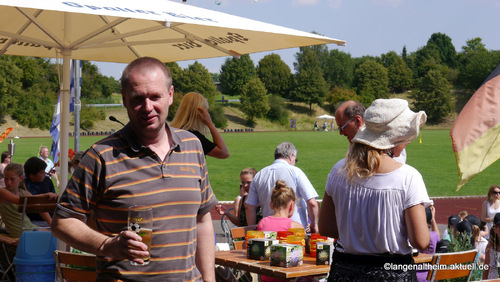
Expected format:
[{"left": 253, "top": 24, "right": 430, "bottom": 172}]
[
  {"left": 0, "top": 0, "right": 345, "bottom": 63},
  {"left": 0, "top": 0, "right": 346, "bottom": 189},
  {"left": 316, "top": 114, "right": 335, "bottom": 119}
]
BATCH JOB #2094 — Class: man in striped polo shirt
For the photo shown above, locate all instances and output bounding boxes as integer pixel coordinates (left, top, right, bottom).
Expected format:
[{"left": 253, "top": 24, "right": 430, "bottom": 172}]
[{"left": 52, "top": 57, "right": 218, "bottom": 281}]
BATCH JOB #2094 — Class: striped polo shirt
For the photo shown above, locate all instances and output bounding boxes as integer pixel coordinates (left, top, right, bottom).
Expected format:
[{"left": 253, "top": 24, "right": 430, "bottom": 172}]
[{"left": 55, "top": 124, "right": 218, "bottom": 281}]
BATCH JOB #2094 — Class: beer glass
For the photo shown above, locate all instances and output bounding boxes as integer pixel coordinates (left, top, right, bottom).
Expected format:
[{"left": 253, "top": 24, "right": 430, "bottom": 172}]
[{"left": 128, "top": 205, "right": 153, "bottom": 265}]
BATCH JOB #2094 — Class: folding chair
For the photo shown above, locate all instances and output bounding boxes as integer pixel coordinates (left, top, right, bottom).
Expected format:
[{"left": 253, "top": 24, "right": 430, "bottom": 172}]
[
  {"left": 230, "top": 225, "right": 257, "bottom": 250},
  {"left": 53, "top": 250, "right": 97, "bottom": 282},
  {"left": 220, "top": 208, "right": 235, "bottom": 245},
  {"left": 426, "top": 249, "right": 478, "bottom": 281}
]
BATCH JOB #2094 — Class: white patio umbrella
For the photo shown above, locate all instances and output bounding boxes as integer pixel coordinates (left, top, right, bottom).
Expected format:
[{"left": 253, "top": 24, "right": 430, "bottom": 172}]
[{"left": 0, "top": 0, "right": 346, "bottom": 190}]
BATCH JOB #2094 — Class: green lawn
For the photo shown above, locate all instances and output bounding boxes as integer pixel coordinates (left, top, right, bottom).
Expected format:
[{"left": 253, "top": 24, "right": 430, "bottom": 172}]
[{"left": 4, "top": 129, "right": 497, "bottom": 200}]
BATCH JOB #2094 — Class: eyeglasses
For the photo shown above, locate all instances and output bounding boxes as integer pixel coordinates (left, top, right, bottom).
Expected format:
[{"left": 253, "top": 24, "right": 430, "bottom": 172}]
[
  {"left": 493, "top": 191, "right": 500, "bottom": 195},
  {"left": 339, "top": 117, "right": 354, "bottom": 133}
]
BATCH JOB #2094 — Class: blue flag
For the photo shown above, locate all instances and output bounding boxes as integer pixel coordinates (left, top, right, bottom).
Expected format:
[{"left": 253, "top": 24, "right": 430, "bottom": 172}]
[{"left": 50, "top": 60, "right": 79, "bottom": 164}]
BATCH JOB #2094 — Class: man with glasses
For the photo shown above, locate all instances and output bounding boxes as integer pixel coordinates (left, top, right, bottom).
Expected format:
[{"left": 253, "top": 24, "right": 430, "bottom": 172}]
[
  {"left": 335, "top": 100, "right": 407, "bottom": 163},
  {"left": 245, "top": 142, "right": 319, "bottom": 233}
]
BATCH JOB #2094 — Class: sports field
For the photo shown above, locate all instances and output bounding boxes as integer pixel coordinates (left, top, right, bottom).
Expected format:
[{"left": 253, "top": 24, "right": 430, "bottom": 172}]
[{"left": 3, "top": 129, "right": 497, "bottom": 200}]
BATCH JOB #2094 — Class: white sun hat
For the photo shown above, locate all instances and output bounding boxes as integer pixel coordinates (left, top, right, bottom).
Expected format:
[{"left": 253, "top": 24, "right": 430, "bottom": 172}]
[{"left": 352, "top": 99, "right": 427, "bottom": 150}]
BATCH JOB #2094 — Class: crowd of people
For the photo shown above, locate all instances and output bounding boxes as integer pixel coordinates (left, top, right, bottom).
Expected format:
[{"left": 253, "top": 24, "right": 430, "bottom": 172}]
[{"left": 0, "top": 56, "right": 495, "bottom": 281}]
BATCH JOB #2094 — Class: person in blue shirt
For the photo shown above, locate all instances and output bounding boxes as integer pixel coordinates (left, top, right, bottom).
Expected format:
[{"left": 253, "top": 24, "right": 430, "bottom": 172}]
[{"left": 23, "top": 157, "right": 55, "bottom": 226}]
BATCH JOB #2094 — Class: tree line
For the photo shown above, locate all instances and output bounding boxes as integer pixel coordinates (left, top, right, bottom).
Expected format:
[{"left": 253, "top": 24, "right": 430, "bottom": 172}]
[
  {"left": 214, "top": 32, "right": 500, "bottom": 125},
  {"left": 0, "top": 57, "right": 119, "bottom": 130},
  {"left": 1, "top": 32, "right": 499, "bottom": 130}
]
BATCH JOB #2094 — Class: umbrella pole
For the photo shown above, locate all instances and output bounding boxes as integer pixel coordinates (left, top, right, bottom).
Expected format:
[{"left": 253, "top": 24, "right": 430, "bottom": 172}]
[{"left": 60, "top": 49, "right": 70, "bottom": 194}]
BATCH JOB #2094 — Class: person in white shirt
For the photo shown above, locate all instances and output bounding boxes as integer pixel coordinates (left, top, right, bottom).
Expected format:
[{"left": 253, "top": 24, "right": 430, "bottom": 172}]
[
  {"left": 320, "top": 98, "right": 431, "bottom": 281},
  {"left": 246, "top": 142, "right": 319, "bottom": 233},
  {"left": 39, "top": 146, "right": 59, "bottom": 187}
]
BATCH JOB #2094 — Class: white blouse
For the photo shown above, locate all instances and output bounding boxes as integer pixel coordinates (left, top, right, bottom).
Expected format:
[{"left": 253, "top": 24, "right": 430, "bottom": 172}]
[{"left": 325, "top": 159, "right": 431, "bottom": 255}]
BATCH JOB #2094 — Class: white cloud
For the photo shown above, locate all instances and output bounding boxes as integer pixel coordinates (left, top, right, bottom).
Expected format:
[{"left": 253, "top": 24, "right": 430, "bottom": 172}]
[
  {"left": 328, "top": 0, "right": 343, "bottom": 10},
  {"left": 292, "top": 0, "right": 320, "bottom": 6},
  {"left": 372, "top": 0, "right": 403, "bottom": 8}
]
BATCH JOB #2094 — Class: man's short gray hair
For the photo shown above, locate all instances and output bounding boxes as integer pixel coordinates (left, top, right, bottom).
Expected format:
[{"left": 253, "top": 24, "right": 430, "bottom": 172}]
[{"left": 274, "top": 142, "right": 297, "bottom": 160}]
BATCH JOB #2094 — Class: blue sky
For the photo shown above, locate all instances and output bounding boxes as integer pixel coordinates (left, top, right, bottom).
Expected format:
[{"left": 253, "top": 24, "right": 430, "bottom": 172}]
[{"left": 96, "top": 0, "right": 500, "bottom": 79}]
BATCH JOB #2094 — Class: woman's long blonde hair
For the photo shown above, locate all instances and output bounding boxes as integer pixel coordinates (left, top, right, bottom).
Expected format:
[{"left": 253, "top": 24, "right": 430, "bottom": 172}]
[
  {"left": 171, "top": 92, "right": 209, "bottom": 135},
  {"left": 343, "top": 142, "right": 385, "bottom": 182},
  {"left": 488, "top": 185, "right": 500, "bottom": 204}
]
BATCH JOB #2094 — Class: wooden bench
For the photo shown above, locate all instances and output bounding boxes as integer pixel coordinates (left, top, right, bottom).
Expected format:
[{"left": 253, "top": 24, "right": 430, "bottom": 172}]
[{"left": 18, "top": 194, "right": 57, "bottom": 235}]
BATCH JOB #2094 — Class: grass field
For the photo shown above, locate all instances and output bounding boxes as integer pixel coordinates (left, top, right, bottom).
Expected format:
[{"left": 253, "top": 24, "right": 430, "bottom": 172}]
[{"left": 4, "top": 129, "right": 498, "bottom": 200}]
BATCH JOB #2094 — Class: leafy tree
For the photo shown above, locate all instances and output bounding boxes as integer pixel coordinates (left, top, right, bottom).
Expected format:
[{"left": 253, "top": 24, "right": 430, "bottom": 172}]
[
  {"left": 266, "top": 94, "right": 289, "bottom": 126},
  {"left": 413, "top": 44, "right": 441, "bottom": 79},
  {"left": 326, "top": 86, "right": 359, "bottom": 113},
  {"left": 256, "top": 54, "right": 291, "bottom": 97},
  {"left": 353, "top": 55, "right": 378, "bottom": 69},
  {"left": 210, "top": 72, "right": 220, "bottom": 83},
  {"left": 81, "top": 61, "right": 119, "bottom": 102},
  {"left": 458, "top": 50, "right": 500, "bottom": 92},
  {"left": 0, "top": 56, "right": 24, "bottom": 121},
  {"left": 353, "top": 60, "right": 389, "bottom": 104},
  {"left": 0, "top": 56, "right": 60, "bottom": 128},
  {"left": 411, "top": 69, "right": 453, "bottom": 123},
  {"left": 220, "top": 55, "right": 256, "bottom": 96},
  {"left": 81, "top": 61, "right": 103, "bottom": 100},
  {"left": 100, "top": 76, "right": 120, "bottom": 98},
  {"left": 165, "top": 62, "right": 183, "bottom": 91},
  {"left": 379, "top": 51, "right": 400, "bottom": 68},
  {"left": 455, "top": 37, "right": 498, "bottom": 92},
  {"left": 240, "top": 78, "right": 269, "bottom": 125},
  {"left": 209, "top": 102, "right": 227, "bottom": 129},
  {"left": 427, "top": 32, "right": 457, "bottom": 68},
  {"left": 12, "top": 90, "right": 54, "bottom": 129},
  {"left": 176, "top": 61, "right": 218, "bottom": 98},
  {"left": 387, "top": 56, "right": 413, "bottom": 93},
  {"left": 79, "top": 103, "right": 106, "bottom": 130},
  {"left": 379, "top": 51, "right": 413, "bottom": 93},
  {"left": 291, "top": 47, "right": 328, "bottom": 113},
  {"left": 401, "top": 46, "right": 408, "bottom": 63},
  {"left": 323, "top": 50, "right": 354, "bottom": 89}
]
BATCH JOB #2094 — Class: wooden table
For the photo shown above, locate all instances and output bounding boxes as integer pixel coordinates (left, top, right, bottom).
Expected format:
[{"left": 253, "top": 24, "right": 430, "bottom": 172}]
[
  {"left": 215, "top": 250, "right": 433, "bottom": 279},
  {"left": 215, "top": 250, "right": 330, "bottom": 279}
]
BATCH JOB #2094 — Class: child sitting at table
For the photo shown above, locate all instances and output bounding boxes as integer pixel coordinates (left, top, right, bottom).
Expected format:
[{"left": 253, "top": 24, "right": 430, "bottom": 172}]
[
  {"left": 257, "top": 180, "right": 303, "bottom": 232},
  {"left": 257, "top": 180, "right": 304, "bottom": 282},
  {"left": 0, "top": 163, "right": 57, "bottom": 237}
]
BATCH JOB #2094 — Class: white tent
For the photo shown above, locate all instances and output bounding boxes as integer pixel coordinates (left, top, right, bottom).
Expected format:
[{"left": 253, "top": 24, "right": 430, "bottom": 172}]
[{"left": 316, "top": 114, "right": 335, "bottom": 120}]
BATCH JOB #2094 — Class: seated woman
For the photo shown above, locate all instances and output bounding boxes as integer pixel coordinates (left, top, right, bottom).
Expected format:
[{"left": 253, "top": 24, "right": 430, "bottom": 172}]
[
  {"left": 0, "top": 163, "right": 58, "bottom": 237},
  {"left": 215, "top": 167, "right": 262, "bottom": 226},
  {"left": 171, "top": 92, "right": 229, "bottom": 159},
  {"left": 319, "top": 98, "right": 431, "bottom": 281}
]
